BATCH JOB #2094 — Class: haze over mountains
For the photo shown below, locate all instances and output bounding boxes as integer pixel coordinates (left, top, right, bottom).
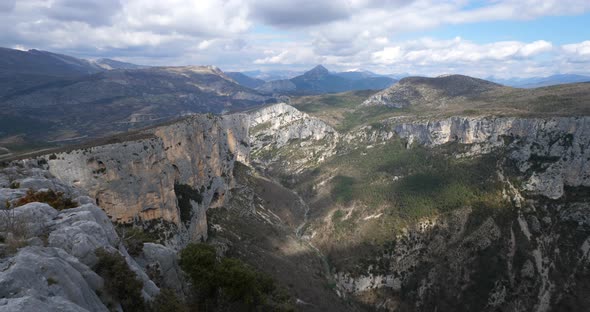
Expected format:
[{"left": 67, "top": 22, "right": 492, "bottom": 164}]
[
  {"left": 254, "top": 65, "right": 397, "bottom": 94},
  {"left": 2, "top": 43, "right": 590, "bottom": 312},
  {"left": 0, "top": 47, "right": 273, "bottom": 153},
  {"left": 489, "top": 74, "right": 590, "bottom": 88},
  {"left": 0, "top": 45, "right": 589, "bottom": 157}
]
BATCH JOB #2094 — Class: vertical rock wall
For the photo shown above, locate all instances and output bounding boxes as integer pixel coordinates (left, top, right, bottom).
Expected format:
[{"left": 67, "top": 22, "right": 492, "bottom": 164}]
[{"left": 42, "top": 113, "right": 249, "bottom": 246}]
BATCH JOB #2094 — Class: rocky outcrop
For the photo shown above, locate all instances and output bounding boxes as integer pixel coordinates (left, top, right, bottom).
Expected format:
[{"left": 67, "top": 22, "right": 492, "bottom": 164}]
[
  {"left": 41, "top": 113, "right": 249, "bottom": 245},
  {"left": 362, "top": 75, "right": 502, "bottom": 108},
  {"left": 248, "top": 104, "right": 590, "bottom": 200},
  {"left": 0, "top": 164, "right": 170, "bottom": 312},
  {"left": 331, "top": 200, "right": 590, "bottom": 312},
  {"left": 391, "top": 116, "right": 590, "bottom": 199},
  {"left": 248, "top": 103, "right": 339, "bottom": 173}
]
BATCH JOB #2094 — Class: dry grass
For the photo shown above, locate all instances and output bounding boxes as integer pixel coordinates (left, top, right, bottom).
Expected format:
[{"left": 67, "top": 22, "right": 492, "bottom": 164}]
[
  {"left": 15, "top": 189, "right": 77, "bottom": 211},
  {"left": 0, "top": 206, "right": 30, "bottom": 255}
]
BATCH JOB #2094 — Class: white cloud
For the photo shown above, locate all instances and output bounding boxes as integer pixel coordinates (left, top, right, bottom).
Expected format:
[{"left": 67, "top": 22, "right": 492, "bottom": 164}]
[
  {"left": 122, "top": 0, "right": 251, "bottom": 37},
  {"left": 0, "top": 0, "right": 588, "bottom": 77},
  {"left": 372, "top": 38, "right": 554, "bottom": 65},
  {"left": 373, "top": 46, "right": 403, "bottom": 64},
  {"left": 563, "top": 40, "right": 590, "bottom": 57},
  {"left": 519, "top": 40, "right": 553, "bottom": 57}
]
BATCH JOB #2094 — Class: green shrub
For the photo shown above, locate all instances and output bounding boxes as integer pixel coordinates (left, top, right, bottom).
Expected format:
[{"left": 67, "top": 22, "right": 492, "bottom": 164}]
[
  {"left": 174, "top": 184, "right": 203, "bottom": 224},
  {"left": 217, "top": 258, "right": 275, "bottom": 305},
  {"left": 331, "top": 176, "right": 355, "bottom": 204},
  {"left": 178, "top": 243, "right": 218, "bottom": 296},
  {"left": 47, "top": 277, "right": 58, "bottom": 286},
  {"left": 332, "top": 209, "right": 344, "bottom": 222},
  {"left": 148, "top": 288, "right": 188, "bottom": 312},
  {"left": 117, "top": 226, "right": 159, "bottom": 257},
  {"left": 179, "top": 243, "right": 292, "bottom": 310},
  {"left": 94, "top": 248, "right": 145, "bottom": 312}
]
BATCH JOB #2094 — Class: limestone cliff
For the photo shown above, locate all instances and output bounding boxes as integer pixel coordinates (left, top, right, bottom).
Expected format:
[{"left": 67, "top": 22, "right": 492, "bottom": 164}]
[
  {"left": 41, "top": 113, "right": 249, "bottom": 245},
  {"left": 344, "top": 116, "right": 590, "bottom": 199},
  {"left": 0, "top": 163, "right": 181, "bottom": 312},
  {"left": 249, "top": 103, "right": 338, "bottom": 174},
  {"left": 249, "top": 104, "right": 590, "bottom": 201},
  {"left": 246, "top": 104, "right": 590, "bottom": 312}
]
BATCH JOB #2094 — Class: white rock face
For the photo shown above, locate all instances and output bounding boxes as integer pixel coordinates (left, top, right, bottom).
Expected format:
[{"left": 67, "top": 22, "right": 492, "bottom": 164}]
[
  {"left": 137, "top": 243, "right": 188, "bottom": 295},
  {"left": 42, "top": 113, "right": 249, "bottom": 244},
  {"left": 392, "top": 116, "right": 590, "bottom": 199},
  {"left": 0, "top": 296, "right": 91, "bottom": 312},
  {"left": 0, "top": 166, "right": 168, "bottom": 312},
  {"left": 335, "top": 272, "right": 401, "bottom": 293},
  {"left": 0, "top": 246, "right": 108, "bottom": 312},
  {"left": 249, "top": 103, "right": 339, "bottom": 173},
  {"left": 249, "top": 103, "right": 337, "bottom": 147},
  {"left": 345, "top": 116, "right": 590, "bottom": 199}
]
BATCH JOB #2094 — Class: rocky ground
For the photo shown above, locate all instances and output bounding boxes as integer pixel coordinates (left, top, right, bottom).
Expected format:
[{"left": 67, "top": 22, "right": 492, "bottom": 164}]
[
  {"left": 0, "top": 162, "right": 183, "bottom": 311},
  {"left": 245, "top": 102, "right": 590, "bottom": 311},
  {"left": 2, "top": 95, "right": 590, "bottom": 311}
]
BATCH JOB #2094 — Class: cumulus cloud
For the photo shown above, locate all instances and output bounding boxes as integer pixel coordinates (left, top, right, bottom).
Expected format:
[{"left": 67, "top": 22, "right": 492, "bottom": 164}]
[
  {"left": 563, "top": 41, "right": 590, "bottom": 57},
  {"left": 122, "top": 0, "right": 251, "bottom": 37},
  {"left": 249, "top": 0, "right": 350, "bottom": 27},
  {"left": 45, "top": 0, "right": 122, "bottom": 26},
  {"left": 0, "top": 0, "right": 589, "bottom": 76}
]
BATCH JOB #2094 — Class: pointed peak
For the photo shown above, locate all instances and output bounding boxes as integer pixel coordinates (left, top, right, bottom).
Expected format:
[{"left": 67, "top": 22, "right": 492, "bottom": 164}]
[{"left": 305, "top": 65, "right": 329, "bottom": 76}]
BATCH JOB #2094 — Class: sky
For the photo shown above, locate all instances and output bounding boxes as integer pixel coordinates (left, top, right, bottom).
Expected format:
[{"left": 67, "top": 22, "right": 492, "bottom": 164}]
[{"left": 1, "top": 0, "right": 590, "bottom": 78}]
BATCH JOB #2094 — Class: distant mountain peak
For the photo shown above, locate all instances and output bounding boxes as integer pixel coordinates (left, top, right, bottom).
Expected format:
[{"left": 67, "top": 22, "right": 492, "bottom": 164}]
[
  {"left": 363, "top": 74, "right": 503, "bottom": 108},
  {"left": 304, "top": 65, "right": 330, "bottom": 77}
]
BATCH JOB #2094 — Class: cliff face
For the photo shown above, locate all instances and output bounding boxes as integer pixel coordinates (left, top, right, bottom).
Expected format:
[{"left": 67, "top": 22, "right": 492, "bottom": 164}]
[
  {"left": 0, "top": 163, "right": 177, "bottom": 312},
  {"left": 246, "top": 104, "right": 590, "bottom": 202},
  {"left": 346, "top": 116, "right": 590, "bottom": 199},
  {"left": 42, "top": 114, "right": 249, "bottom": 245},
  {"left": 248, "top": 104, "right": 590, "bottom": 201},
  {"left": 5, "top": 102, "right": 589, "bottom": 311},
  {"left": 245, "top": 104, "right": 590, "bottom": 312},
  {"left": 249, "top": 103, "right": 339, "bottom": 174}
]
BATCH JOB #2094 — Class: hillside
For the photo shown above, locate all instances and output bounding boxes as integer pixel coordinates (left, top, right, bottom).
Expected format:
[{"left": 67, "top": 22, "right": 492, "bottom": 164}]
[
  {"left": 226, "top": 72, "right": 266, "bottom": 89},
  {"left": 92, "top": 58, "right": 147, "bottom": 70},
  {"left": 0, "top": 65, "right": 272, "bottom": 155},
  {"left": 0, "top": 47, "right": 107, "bottom": 95},
  {"left": 362, "top": 74, "right": 505, "bottom": 108},
  {"left": 289, "top": 77, "right": 590, "bottom": 134},
  {"left": 3, "top": 82, "right": 590, "bottom": 311},
  {"left": 0, "top": 47, "right": 104, "bottom": 77},
  {"left": 0, "top": 47, "right": 149, "bottom": 98},
  {"left": 244, "top": 96, "right": 590, "bottom": 311},
  {"left": 491, "top": 74, "right": 590, "bottom": 88},
  {"left": 256, "top": 65, "right": 397, "bottom": 94}
]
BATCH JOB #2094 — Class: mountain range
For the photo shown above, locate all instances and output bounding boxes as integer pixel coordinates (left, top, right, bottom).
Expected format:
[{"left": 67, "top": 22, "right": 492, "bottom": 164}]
[
  {"left": 254, "top": 65, "right": 397, "bottom": 94},
  {"left": 488, "top": 74, "right": 590, "bottom": 88},
  {"left": 225, "top": 71, "right": 266, "bottom": 89},
  {"left": 1, "top": 46, "right": 589, "bottom": 157},
  {"left": 0, "top": 47, "right": 272, "bottom": 153},
  {"left": 2, "top": 44, "right": 590, "bottom": 312},
  {"left": 2, "top": 69, "right": 590, "bottom": 311}
]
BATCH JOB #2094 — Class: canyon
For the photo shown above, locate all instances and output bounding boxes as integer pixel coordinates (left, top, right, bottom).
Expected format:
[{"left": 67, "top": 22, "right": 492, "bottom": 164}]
[{"left": 1, "top": 75, "right": 590, "bottom": 311}]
